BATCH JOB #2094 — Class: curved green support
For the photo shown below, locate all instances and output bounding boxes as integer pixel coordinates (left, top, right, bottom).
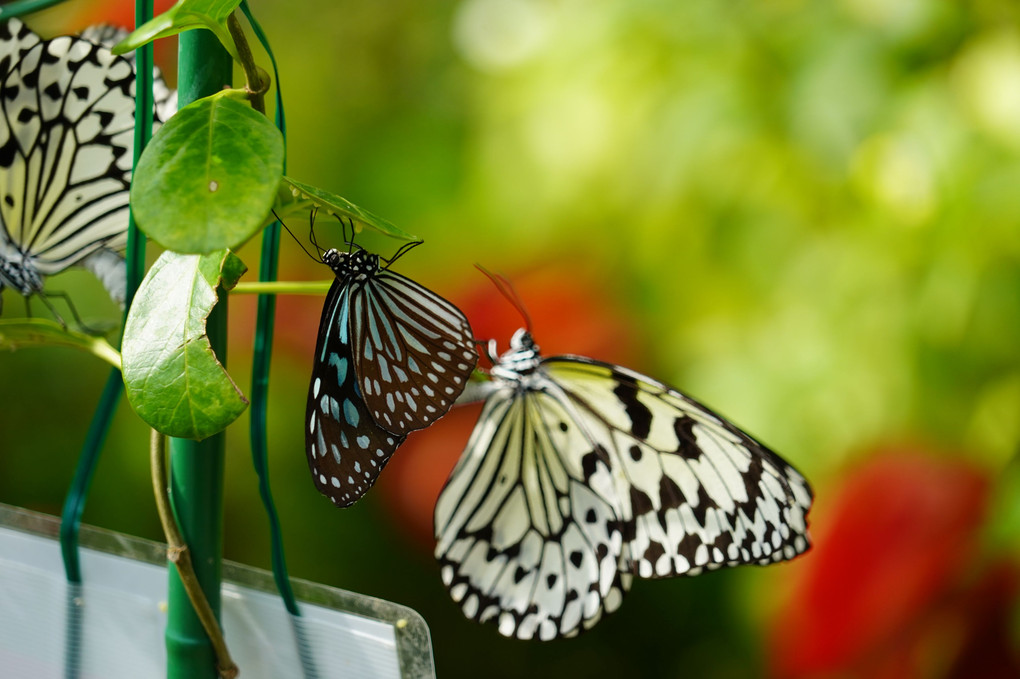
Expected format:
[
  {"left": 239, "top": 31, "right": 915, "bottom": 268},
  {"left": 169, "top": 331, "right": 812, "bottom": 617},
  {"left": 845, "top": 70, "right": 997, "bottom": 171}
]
[{"left": 165, "top": 28, "right": 233, "bottom": 679}]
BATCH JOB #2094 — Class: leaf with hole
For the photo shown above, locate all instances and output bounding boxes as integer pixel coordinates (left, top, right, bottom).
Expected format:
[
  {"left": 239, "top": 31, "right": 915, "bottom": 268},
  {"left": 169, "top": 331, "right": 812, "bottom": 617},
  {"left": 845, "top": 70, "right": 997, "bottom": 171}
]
[
  {"left": 122, "top": 250, "right": 248, "bottom": 440},
  {"left": 131, "top": 90, "right": 284, "bottom": 254}
]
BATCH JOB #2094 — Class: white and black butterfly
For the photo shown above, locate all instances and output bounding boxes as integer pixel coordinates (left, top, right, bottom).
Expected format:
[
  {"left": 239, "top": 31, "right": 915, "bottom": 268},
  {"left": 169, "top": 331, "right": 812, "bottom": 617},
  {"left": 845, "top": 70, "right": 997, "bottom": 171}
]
[
  {"left": 0, "top": 18, "right": 174, "bottom": 319},
  {"left": 306, "top": 241, "right": 478, "bottom": 507},
  {"left": 435, "top": 328, "right": 813, "bottom": 640}
]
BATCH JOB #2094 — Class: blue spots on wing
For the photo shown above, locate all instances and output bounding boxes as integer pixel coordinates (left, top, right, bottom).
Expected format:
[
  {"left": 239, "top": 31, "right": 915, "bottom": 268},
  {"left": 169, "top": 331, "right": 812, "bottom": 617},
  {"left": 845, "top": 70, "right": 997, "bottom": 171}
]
[
  {"left": 343, "top": 399, "right": 360, "bottom": 427},
  {"left": 338, "top": 289, "right": 351, "bottom": 344},
  {"left": 328, "top": 353, "right": 348, "bottom": 386}
]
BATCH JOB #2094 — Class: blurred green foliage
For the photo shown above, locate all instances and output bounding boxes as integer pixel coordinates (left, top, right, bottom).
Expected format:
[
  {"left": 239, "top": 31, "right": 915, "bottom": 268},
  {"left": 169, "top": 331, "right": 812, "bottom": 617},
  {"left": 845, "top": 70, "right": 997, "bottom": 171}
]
[{"left": 3, "top": 0, "right": 1020, "bottom": 676}]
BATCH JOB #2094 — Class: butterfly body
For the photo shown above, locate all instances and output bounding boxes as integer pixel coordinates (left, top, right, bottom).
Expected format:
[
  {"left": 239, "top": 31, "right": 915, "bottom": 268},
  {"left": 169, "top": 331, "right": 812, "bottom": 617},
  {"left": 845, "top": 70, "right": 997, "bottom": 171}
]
[
  {"left": 435, "top": 328, "right": 813, "bottom": 640},
  {"left": 306, "top": 246, "right": 478, "bottom": 507}
]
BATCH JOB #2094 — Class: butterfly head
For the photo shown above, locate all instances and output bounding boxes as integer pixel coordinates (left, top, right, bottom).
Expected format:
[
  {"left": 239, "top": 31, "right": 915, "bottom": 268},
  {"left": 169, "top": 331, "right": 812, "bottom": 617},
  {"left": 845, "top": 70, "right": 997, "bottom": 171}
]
[
  {"left": 322, "top": 248, "right": 380, "bottom": 280},
  {"left": 489, "top": 328, "right": 542, "bottom": 380}
]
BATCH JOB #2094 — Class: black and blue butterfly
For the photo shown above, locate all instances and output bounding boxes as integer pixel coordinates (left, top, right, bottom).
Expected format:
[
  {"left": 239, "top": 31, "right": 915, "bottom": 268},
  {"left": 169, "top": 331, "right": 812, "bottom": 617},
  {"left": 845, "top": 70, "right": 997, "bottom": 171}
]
[{"left": 305, "top": 232, "right": 478, "bottom": 506}]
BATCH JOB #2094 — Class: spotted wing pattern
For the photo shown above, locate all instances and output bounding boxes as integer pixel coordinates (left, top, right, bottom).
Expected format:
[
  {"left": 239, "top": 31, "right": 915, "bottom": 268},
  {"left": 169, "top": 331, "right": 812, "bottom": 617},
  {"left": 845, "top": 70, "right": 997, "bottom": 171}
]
[
  {"left": 435, "top": 333, "right": 813, "bottom": 640},
  {"left": 78, "top": 23, "right": 177, "bottom": 123},
  {"left": 0, "top": 19, "right": 40, "bottom": 77},
  {"left": 434, "top": 380, "right": 631, "bottom": 640},
  {"left": 545, "top": 358, "right": 813, "bottom": 579},
  {"left": 305, "top": 278, "right": 406, "bottom": 507},
  {"left": 349, "top": 267, "right": 478, "bottom": 436},
  {"left": 0, "top": 18, "right": 172, "bottom": 306}
]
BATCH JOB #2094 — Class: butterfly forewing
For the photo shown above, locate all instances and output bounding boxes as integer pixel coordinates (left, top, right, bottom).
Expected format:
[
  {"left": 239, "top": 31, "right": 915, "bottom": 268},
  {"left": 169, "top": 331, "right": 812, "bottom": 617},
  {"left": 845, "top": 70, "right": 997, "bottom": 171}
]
[
  {"left": 544, "top": 357, "right": 813, "bottom": 579},
  {"left": 306, "top": 279, "right": 406, "bottom": 507},
  {"left": 350, "top": 268, "right": 478, "bottom": 435},
  {"left": 434, "top": 381, "right": 628, "bottom": 641}
]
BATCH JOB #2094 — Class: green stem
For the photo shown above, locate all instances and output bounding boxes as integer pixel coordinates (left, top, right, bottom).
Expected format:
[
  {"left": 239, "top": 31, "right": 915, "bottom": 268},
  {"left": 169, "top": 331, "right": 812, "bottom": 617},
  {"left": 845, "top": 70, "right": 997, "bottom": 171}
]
[
  {"left": 232, "top": 280, "right": 331, "bottom": 295},
  {"left": 227, "top": 12, "right": 267, "bottom": 114}
]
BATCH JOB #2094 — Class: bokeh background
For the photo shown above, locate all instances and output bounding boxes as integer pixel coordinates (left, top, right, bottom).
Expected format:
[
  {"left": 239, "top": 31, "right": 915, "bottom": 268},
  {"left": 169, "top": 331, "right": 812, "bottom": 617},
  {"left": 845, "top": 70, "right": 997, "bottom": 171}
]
[{"left": 3, "top": 0, "right": 1020, "bottom": 676}]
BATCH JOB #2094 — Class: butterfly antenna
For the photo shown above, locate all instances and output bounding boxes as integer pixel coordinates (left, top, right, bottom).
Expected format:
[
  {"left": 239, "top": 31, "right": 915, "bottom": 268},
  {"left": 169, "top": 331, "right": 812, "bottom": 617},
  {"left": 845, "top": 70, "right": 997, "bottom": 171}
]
[
  {"left": 381, "top": 239, "right": 423, "bottom": 269},
  {"left": 475, "top": 264, "right": 532, "bottom": 332},
  {"left": 273, "top": 209, "right": 321, "bottom": 262}
]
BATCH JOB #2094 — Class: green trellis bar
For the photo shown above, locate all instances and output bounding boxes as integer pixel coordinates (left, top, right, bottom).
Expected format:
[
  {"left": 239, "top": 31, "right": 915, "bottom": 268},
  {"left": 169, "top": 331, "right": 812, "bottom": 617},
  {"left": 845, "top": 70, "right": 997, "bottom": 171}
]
[{"left": 165, "top": 29, "right": 233, "bottom": 679}]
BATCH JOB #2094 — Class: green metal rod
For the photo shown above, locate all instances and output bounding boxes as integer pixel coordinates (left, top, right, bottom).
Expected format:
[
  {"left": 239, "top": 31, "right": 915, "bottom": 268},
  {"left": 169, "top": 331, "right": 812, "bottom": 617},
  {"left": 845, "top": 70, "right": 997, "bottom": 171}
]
[
  {"left": 166, "top": 28, "right": 233, "bottom": 679},
  {"left": 0, "top": 0, "right": 66, "bottom": 18}
]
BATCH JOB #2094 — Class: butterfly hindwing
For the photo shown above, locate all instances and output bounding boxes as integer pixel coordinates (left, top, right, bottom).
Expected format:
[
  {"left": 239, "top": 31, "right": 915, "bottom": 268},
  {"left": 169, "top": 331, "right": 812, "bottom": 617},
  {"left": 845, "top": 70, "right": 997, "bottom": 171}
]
[
  {"left": 350, "top": 267, "right": 478, "bottom": 436},
  {"left": 434, "top": 380, "right": 628, "bottom": 641},
  {"left": 542, "top": 357, "right": 813, "bottom": 579},
  {"left": 305, "top": 279, "right": 406, "bottom": 507}
]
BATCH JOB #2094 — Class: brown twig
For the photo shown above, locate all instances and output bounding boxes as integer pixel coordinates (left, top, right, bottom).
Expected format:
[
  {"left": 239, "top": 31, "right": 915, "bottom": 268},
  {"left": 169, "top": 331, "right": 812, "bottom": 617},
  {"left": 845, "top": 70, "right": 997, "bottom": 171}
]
[
  {"left": 150, "top": 429, "right": 240, "bottom": 679},
  {"left": 228, "top": 12, "right": 267, "bottom": 115}
]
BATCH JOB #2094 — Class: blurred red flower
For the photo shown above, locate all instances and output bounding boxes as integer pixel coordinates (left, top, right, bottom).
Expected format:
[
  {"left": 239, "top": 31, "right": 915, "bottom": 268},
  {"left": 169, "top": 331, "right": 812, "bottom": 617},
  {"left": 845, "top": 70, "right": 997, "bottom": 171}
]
[
  {"left": 769, "top": 449, "right": 1019, "bottom": 679},
  {"left": 378, "top": 264, "right": 640, "bottom": 550}
]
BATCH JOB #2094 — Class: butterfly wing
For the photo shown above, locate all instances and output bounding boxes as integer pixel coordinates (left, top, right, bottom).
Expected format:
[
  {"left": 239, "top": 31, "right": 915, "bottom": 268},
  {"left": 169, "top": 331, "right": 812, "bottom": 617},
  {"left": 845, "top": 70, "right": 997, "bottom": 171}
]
[
  {"left": 78, "top": 23, "right": 177, "bottom": 123},
  {"left": 0, "top": 22, "right": 176, "bottom": 304},
  {"left": 434, "top": 379, "right": 630, "bottom": 641},
  {"left": 1, "top": 32, "right": 136, "bottom": 276},
  {"left": 349, "top": 268, "right": 478, "bottom": 435},
  {"left": 543, "top": 357, "right": 813, "bottom": 579},
  {"left": 0, "top": 19, "right": 40, "bottom": 78},
  {"left": 306, "top": 279, "right": 407, "bottom": 507}
]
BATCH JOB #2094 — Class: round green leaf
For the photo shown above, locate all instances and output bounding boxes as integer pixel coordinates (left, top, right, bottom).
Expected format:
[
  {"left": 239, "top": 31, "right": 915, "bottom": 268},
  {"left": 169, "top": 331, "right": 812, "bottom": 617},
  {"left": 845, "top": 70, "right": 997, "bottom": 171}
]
[
  {"left": 131, "top": 90, "right": 284, "bottom": 254},
  {"left": 122, "top": 250, "right": 249, "bottom": 440}
]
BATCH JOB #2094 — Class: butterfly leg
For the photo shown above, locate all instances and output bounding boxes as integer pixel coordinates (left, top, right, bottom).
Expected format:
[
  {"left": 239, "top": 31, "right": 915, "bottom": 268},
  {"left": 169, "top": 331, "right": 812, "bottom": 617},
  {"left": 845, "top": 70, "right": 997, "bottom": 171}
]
[{"left": 36, "top": 290, "right": 106, "bottom": 335}]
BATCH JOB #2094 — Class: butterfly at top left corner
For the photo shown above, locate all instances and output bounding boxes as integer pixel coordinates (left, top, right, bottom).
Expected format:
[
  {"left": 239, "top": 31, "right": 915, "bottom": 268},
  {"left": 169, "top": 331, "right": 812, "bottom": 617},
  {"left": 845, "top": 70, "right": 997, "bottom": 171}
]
[{"left": 0, "top": 18, "right": 176, "bottom": 319}]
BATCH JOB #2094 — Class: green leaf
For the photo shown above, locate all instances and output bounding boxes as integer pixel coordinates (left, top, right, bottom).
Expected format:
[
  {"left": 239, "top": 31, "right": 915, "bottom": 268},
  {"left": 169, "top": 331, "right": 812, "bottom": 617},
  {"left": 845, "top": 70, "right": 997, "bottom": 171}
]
[
  {"left": 112, "top": 0, "right": 242, "bottom": 61},
  {"left": 131, "top": 90, "right": 285, "bottom": 254},
  {"left": 0, "top": 319, "right": 121, "bottom": 368},
  {"left": 280, "top": 176, "right": 420, "bottom": 243},
  {"left": 122, "top": 250, "right": 249, "bottom": 440}
]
